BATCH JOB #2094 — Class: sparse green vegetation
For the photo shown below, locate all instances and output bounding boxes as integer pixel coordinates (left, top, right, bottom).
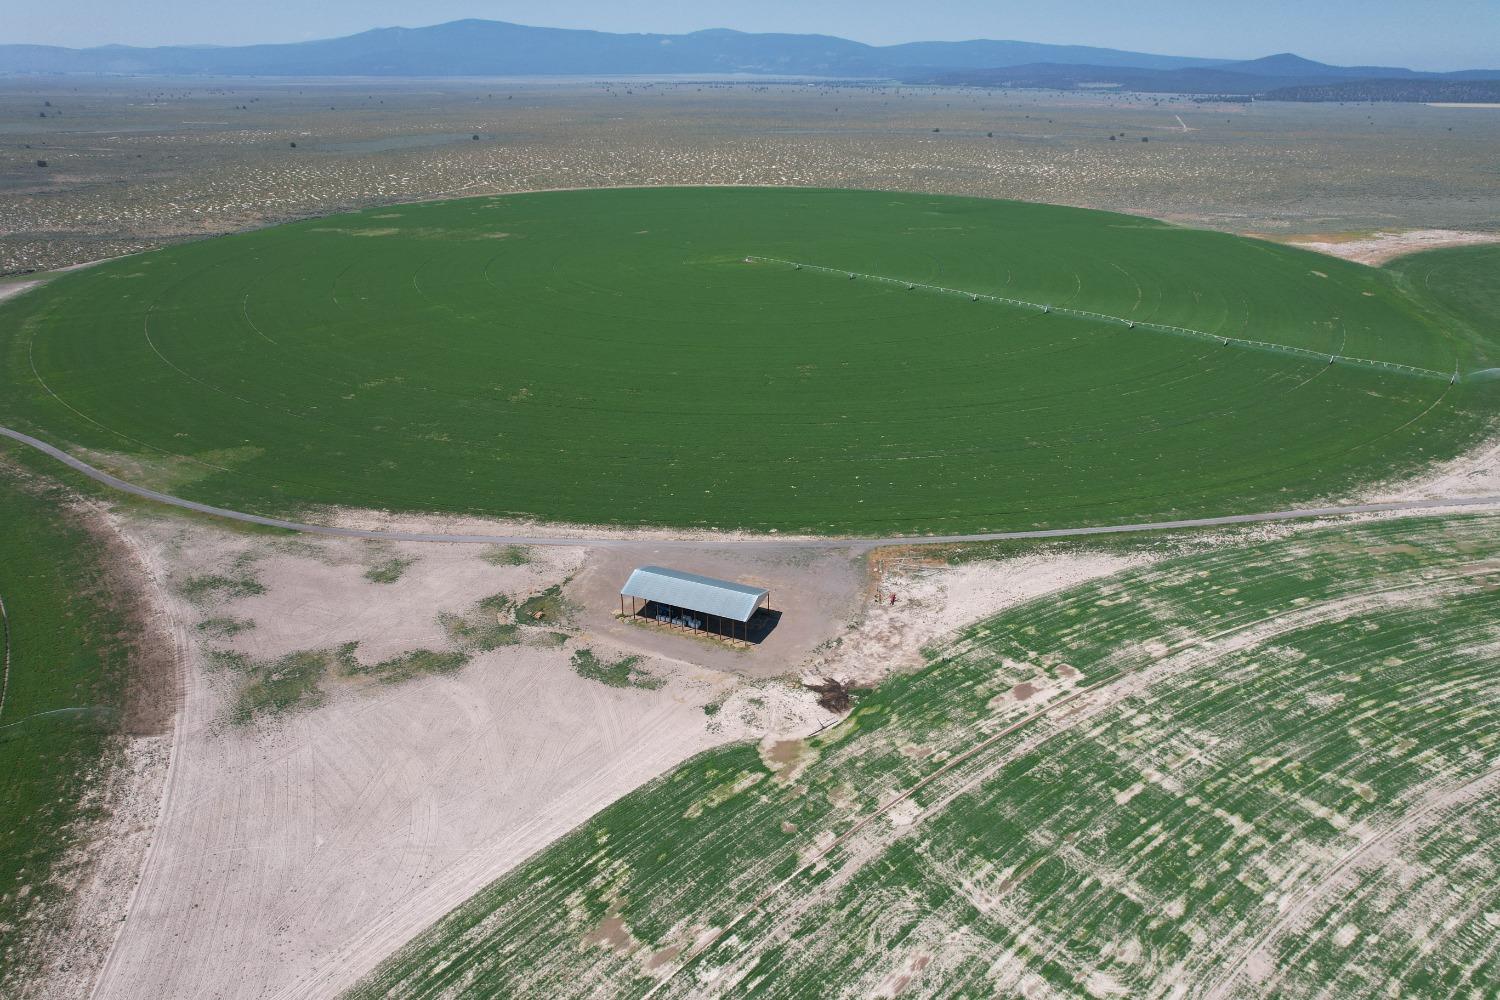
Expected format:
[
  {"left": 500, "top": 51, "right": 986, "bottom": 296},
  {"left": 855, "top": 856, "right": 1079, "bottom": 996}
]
[
  {"left": 230, "top": 649, "right": 330, "bottom": 724},
  {"left": 480, "top": 545, "right": 531, "bottom": 567},
  {"left": 569, "top": 648, "right": 663, "bottom": 690},
  {"left": 336, "top": 644, "right": 470, "bottom": 685},
  {"left": 516, "top": 585, "right": 573, "bottom": 626},
  {"left": 350, "top": 512, "right": 1500, "bottom": 999},
  {"left": 196, "top": 616, "right": 255, "bottom": 640},
  {"left": 179, "top": 573, "right": 265, "bottom": 604},
  {"left": 5, "top": 188, "right": 1495, "bottom": 535},
  {"left": 440, "top": 593, "right": 521, "bottom": 651},
  {"left": 364, "top": 556, "right": 414, "bottom": 584},
  {"left": 215, "top": 640, "right": 475, "bottom": 723},
  {"left": 202, "top": 648, "right": 251, "bottom": 672}
]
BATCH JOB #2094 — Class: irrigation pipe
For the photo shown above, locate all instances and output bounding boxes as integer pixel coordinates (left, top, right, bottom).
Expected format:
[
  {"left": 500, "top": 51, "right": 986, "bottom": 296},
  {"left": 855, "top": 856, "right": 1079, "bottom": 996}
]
[{"left": 749, "top": 256, "right": 1460, "bottom": 383}]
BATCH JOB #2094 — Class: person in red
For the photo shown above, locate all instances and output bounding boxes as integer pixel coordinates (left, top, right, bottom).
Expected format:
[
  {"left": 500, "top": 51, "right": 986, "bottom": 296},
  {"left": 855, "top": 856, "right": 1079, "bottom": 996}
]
[{"left": 889, "top": 593, "right": 897, "bottom": 606}]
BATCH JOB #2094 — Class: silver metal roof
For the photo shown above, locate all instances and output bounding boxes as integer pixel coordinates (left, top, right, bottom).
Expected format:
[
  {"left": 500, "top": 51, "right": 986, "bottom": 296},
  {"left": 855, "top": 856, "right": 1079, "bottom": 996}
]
[{"left": 620, "top": 566, "right": 768, "bottom": 623}]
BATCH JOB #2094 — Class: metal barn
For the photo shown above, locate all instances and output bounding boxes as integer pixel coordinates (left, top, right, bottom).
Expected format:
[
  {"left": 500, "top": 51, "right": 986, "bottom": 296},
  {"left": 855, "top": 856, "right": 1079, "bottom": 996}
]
[{"left": 619, "top": 566, "right": 771, "bottom": 644}]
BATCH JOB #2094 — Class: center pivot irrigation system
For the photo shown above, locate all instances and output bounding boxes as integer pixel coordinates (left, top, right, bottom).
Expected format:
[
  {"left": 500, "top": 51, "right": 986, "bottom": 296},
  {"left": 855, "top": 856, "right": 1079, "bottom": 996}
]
[{"left": 748, "top": 256, "right": 1462, "bottom": 383}]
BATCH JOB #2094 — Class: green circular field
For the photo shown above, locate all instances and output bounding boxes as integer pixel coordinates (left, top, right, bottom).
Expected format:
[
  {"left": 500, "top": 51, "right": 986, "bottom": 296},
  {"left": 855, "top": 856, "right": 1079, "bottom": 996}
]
[{"left": 1, "top": 187, "right": 1494, "bottom": 534}]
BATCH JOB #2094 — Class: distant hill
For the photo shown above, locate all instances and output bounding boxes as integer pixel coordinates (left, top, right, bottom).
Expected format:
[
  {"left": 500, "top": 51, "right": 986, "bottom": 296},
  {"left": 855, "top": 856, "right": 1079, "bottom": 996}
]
[
  {"left": 1, "top": 18, "right": 1497, "bottom": 99},
  {"left": 909, "top": 63, "right": 1287, "bottom": 95},
  {"left": 910, "top": 56, "right": 1500, "bottom": 99},
  {"left": 0, "top": 20, "right": 1218, "bottom": 78},
  {"left": 1264, "top": 79, "right": 1500, "bottom": 103}
]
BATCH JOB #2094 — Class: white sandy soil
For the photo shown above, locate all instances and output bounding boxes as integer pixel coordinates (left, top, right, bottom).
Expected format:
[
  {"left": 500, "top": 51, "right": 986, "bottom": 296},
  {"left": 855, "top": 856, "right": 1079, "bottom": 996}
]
[
  {"left": 1363, "top": 424, "right": 1500, "bottom": 504},
  {"left": 811, "top": 551, "right": 1147, "bottom": 687},
  {"left": 1284, "top": 228, "right": 1500, "bottom": 265},
  {"left": 0, "top": 280, "right": 41, "bottom": 305}
]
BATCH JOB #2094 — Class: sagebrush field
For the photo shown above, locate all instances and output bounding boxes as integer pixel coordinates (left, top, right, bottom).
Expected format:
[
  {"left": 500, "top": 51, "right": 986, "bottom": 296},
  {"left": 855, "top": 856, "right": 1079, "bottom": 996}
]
[{"left": 2, "top": 187, "right": 1496, "bottom": 534}]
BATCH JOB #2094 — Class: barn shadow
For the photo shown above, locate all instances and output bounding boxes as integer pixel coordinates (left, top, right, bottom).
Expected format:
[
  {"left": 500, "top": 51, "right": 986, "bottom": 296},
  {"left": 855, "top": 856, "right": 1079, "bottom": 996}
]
[{"left": 637, "top": 601, "right": 782, "bottom": 646}]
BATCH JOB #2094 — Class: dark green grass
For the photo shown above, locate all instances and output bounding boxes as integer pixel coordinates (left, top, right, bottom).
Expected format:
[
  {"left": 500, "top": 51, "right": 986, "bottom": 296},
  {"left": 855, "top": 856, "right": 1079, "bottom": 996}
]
[
  {"left": 1388, "top": 243, "right": 1500, "bottom": 373},
  {"left": 1, "top": 188, "right": 1495, "bottom": 534},
  {"left": 347, "top": 513, "right": 1500, "bottom": 1000},
  {"left": 0, "top": 471, "right": 134, "bottom": 990}
]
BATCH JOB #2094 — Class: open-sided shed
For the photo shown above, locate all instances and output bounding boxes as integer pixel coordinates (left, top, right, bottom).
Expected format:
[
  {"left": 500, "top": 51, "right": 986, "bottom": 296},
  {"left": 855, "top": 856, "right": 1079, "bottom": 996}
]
[{"left": 619, "top": 566, "right": 771, "bottom": 644}]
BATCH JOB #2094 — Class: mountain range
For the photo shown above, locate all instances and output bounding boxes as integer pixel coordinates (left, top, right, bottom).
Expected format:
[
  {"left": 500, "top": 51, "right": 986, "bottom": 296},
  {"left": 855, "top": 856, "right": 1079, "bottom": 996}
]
[{"left": 3, "top": 19, "right": 1497, "bottom": 99}]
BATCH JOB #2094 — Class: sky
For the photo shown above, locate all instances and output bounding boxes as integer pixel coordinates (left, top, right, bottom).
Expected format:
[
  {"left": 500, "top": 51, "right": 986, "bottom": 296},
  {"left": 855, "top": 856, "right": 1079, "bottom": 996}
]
[{"left": 7, "top": 0, "right": 1499, "bottom": 71}]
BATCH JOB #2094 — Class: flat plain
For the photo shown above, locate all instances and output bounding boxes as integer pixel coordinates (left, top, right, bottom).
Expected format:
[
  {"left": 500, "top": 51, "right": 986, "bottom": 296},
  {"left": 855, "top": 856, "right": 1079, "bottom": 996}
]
[
  {"left": 5, "top": 79, "right": 1500, "bottom": 276},
  {"left": 2, "top": 70, "right": 1498, "bottom": 1000},
  {"left": 2, "top": 187, "right": 1496, "bottom": 535}
]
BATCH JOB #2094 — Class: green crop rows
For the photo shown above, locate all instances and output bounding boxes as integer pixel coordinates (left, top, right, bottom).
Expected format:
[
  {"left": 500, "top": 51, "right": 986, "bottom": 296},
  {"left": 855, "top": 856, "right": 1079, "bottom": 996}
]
[
  {"left": 0, "top": 468, "right": 136, "bottom": 990},
  {"left": 2, "top": 188, "right": 1496, "bottom": 535},
  {"left": 349, "top": 513, "right": 1500, "bottom": 999}
]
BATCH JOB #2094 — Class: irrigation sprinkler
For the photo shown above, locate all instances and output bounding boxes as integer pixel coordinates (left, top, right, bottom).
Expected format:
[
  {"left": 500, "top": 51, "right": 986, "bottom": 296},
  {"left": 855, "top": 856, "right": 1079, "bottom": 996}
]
[{"left": 764, "top": 256, "right": 1453, "bottom": 385}]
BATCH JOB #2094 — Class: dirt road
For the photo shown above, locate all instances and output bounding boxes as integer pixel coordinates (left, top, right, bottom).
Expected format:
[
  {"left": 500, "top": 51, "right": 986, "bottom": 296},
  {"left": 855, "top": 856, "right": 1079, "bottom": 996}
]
[{"left": 5, "top": 426, "right": 1499, "bottom": 552}]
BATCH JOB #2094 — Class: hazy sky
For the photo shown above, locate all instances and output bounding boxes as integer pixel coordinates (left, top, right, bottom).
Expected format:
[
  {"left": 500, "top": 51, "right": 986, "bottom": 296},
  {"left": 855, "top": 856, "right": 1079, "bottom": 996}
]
[{"left": 8, "top": 0, "right": 1499, "bottom": 71}]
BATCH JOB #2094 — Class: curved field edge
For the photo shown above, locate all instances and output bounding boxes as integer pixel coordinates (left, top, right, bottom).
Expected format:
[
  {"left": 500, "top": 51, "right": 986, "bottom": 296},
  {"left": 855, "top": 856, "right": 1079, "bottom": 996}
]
[
  {"left": 0, "top": 465, "right": 159, "bottom": 996},
  {"left": 1387, "top": 243, "right": 1500, "bottom": 374},
  {"left": 347, "top": 512, "right": 1500, "bottom": 1000},
  {"left": 0, "top": 187, "right": 1496, "bottom": 536}
]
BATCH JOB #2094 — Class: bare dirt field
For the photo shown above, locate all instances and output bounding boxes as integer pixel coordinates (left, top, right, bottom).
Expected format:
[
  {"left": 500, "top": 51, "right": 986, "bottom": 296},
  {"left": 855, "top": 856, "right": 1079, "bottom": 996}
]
[
  {"left": 83, "top": 517, "right": 868, "bottom": 1000},
  {"left": 78, "top": 491, "right": 1171, "bottom": 1000}
]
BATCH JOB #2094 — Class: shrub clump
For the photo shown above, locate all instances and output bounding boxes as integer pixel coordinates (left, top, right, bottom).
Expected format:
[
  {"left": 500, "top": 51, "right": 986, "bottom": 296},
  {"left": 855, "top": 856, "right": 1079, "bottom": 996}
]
[
  {"left": 571, "top": 648, "right": 663, "bottom": 690},
  {"left": 440, "top": 593, "right": 520, "bottom": 651},
  {"left": 364, "top": 556, "right": 414, "bottom": 584},
  {"left": 179, "top": 573, "right": 265, "bottom": 604}
]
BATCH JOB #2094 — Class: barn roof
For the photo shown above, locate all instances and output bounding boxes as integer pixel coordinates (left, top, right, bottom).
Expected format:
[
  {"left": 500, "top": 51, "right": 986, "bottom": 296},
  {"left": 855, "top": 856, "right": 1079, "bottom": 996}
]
[{"left": 620, "top": 566, "right": 768, "bottom": 623}]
